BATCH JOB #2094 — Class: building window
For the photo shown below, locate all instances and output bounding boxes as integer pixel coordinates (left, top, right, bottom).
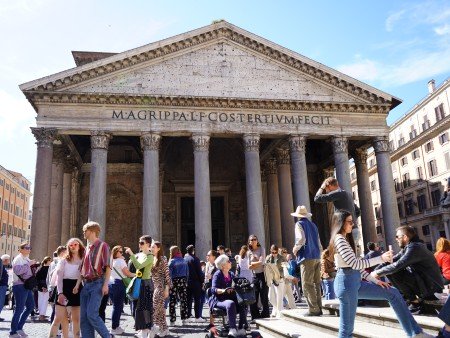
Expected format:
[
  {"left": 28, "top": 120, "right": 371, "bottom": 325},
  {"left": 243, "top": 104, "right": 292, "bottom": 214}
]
[
  {"left": 352, "top": 191, "right": 356, "bottom": 200},
  {"left": 422, "top": 225, "right": 431, "bottom": 236},
  {"left": 412, "top": 149, "right": 420, "bottom": 160},
  {"left": 0, "top": 179, "right": 3, "bottom": 186},
  {"left": 435, "top": 103, "right": 446, "bottom": 122},
  {"left": 400, "top": 157, "right": 408, "bottom": 166},
  {"left": 397, "top": 198, "right": 404, "bottom": 218},
  {"left": 402, "top": 173, "right": 411, "bottom": 188},
  {"left": 389, "top": 140, "right": 394, "bottom": 151},
  {"left": 6, "top": 184, "right": 9, "bottom": 190},
  {"left": 445, "top": 152, "right": 450, "bottom": 170},
  {"left": 416, "top": 166, "right": 424, "bottom": 181},
  {"left": 351, "top": 171, "right": 356, "bottom": 180},
  {"left": 394, "top": 178, "right": 400, "bottom": 192},
  {"left": 404, "top": 194, "right": 414, "bottom": 215},
  {"left": 431, "top": 189, "right": 441, "bottom": 207},
  {"left": 369, "top": 159, "right": 375, "bottom": 168},
  {"left": 370, "top": 180, "right": 377, "bottom": 191},
  {"left": 398, "top": 136, "right": 405, "bottom": 147},
  {"left": 422, "top": 117, "right": 430, "bottom": 131},
  {"left": 428, "top": 159, "right": 438, "bottom": 177},
  {"left": 3, "top": 200, "right": 8, "bottom": 211},
  {"left": 374, "top": 206, "right": 381, "bottom": 219},
  {"left": 376, "top": 225, "right": 383, "bottom": 234},
  {"left": 425, "top": 141, "right": 434, "bottom": 152},
  {"left": 417, "top": 190, "right": 427, "bottom": 212},
  {"left": 409, "top": 127, "right": 417, "bottom": 140},
  {"left": 439, "top": 132, "right": 449, "bottom": 145}
]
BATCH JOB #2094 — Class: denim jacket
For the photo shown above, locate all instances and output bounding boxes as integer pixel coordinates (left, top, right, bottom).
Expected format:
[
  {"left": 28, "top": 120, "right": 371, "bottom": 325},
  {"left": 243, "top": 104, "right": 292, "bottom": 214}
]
[{"left": 168, "top": 256, "right": 189, "bottom": 279}]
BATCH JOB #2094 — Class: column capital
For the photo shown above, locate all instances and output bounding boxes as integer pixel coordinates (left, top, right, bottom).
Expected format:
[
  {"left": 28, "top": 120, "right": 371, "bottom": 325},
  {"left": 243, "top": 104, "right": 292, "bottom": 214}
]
[
  {"left": 90, "top": 131, "right": 112, "bottom": 150},
  {"left": 289, "top": 135, "right": 306, "bottom": 152},
  {"left": 264, "top": 157, "right": 278, "bottom": 175},
  {"left": 31, "top": 127, "right": 57, "bottom": 149},
  {"left": 373, "top": 136, "right": 391, "bottom": 153},
  {"left": 331, "top": 136, "right": 348, "bottom": 154},
  {"left": 276, "top": 145, "right": 290, "bottom": 165},
  {"left": 354, "top": 147, "right": 368, "bottom": 165},
  {"left": 140, "top": 132, "right": 161, "bottom": 151},
  {"left": 191, "top": 133, "right": 210, "bottom": 152},
  {"left": 243, "top": 134, "right": 260, "bottom": 152}
]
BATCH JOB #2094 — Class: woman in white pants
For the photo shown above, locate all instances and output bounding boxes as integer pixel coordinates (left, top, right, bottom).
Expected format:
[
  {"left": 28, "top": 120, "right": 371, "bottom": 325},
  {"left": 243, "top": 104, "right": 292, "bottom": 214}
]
[
  {"left": 265, "top": 245, "right": 285, "bottom": 318},
  {"left": 280, "top": 249, "right": 296, "bottom": 309},
  {"left": 36, "top": 256, "right": 52, "bottom": 320}
]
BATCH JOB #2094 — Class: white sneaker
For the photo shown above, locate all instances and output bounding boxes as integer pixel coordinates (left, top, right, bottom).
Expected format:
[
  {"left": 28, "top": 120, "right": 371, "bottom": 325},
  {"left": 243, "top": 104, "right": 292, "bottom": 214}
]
[
  {"left": 414, "top": 332, "right": 434, "bottom": 338},
  {"left": 158, "top": 329, "right": 170, "bottom": 337},
  {"left": 111, "top": 326, "right": 124, "bottom": 335},
  {"left": 134, "top": 330, "right": 141, "bottom": 337},
  {"left": 237, "top": 328, "right": 246, "bottom": 336},
  {"left": 195, "top": 317, "right": 206, "bottom": 323},
  {"left": 228, "top": 328, "right": 238, "bottom": 337},
  {"left": 17, "top": 330, "right": 29, "bottom": 338},
  {"left": 9, "top": 334, "right": 21, "bottom": 338}
]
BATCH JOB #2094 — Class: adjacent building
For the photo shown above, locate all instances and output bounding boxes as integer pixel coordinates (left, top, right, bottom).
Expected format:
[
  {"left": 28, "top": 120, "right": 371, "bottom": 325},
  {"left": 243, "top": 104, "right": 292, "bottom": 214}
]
[
  {"left": 351, "top": 78, "right": 450, "bottom": 250},
  {"left": 0, "top": 165, "right": 32, "bottom": 259}
]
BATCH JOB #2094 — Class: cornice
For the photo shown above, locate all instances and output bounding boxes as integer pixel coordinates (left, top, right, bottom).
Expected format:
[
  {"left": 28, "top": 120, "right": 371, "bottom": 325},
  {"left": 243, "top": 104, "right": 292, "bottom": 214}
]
[
  {"left": 21, "top": 25, "right": 394, "bottom": 108},
  {"left": 24, "top": 91, "right": 391, "bottom": 114}
]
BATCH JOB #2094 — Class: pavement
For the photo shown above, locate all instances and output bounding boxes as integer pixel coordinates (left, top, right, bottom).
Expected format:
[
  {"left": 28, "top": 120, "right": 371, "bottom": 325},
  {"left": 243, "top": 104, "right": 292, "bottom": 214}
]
[{"left": 0, "top": 302, "right": 261, "bottom": 337}]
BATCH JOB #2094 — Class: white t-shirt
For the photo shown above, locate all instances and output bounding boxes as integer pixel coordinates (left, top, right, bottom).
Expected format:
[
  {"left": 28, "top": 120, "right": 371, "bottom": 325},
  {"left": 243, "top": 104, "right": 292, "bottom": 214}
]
[{"left": 110, "top": 258, "right": 127, "bottom": 283}]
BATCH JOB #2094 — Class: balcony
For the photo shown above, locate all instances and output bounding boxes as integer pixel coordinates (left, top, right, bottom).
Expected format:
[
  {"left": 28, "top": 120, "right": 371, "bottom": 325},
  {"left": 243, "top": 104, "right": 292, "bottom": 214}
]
[{"left": 424, "top": 206, "right": 450, "bottom": 217}]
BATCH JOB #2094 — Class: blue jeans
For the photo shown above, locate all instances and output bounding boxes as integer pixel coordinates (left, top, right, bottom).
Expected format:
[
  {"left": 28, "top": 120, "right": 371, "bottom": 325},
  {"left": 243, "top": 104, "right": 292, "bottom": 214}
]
[
  {"left": 109, "top": 280, "right": 125, "bottom": 329},
  {"left": 334, "top": 269, "right": 422, "bottom": 338},
  {"left": 10, "top": 284, "right": 35, "bottom": 335},
  {"left": 439, "top": 295, "right": 450, "bottom": 326},
  {"left": 216, "top": 299, "right": 246, "bottom": 329},
  {"left": 0, "top": 285, "right": 7, "bottom": 314},
  {"left": 80, "top": 278, "right": 110, "bottom": 338},
  {"left": 322, "top": 278, "right": 335, "bottom": 300}
]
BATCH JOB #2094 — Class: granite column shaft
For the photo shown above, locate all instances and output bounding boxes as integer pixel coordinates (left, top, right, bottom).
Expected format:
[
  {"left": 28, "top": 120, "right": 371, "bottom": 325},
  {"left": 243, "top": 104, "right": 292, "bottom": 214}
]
[
  {"left": 265, "top": 158, "right": 283, "bottom": 246},
  {"left": 290, "top": 135, "right": 310, "bottom": 211},
  {"left": 48, "top": 150, "right": 64, "bottom": 252}
]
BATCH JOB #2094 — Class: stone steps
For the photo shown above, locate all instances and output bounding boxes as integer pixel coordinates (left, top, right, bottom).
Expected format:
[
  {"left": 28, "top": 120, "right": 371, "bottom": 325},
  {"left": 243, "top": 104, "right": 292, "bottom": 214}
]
[{"left": 256, "top": 317, "right": 336, "bottom": 338}]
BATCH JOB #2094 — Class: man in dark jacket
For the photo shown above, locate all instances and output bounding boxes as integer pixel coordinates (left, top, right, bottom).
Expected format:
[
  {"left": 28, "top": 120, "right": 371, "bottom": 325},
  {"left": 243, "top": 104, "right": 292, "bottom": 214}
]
[
  {"left": 0, "top": 254, "right": 10, "bottom": 321},
  {"left": 371, "top": 225, "right": 443, "bottom": 314},
  {"left": 184, "top": 245, "right": 205, "bottom": 322}
]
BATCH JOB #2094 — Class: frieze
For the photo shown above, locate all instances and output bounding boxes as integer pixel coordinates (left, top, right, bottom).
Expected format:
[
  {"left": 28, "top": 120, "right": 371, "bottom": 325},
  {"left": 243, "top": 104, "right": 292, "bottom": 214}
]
[
  {"left": 373, "top": 136, "right": 391, "bottom": 153},
  {"left": 276, "top": 146, "right": 290, "bottom": 165},
  {"left": 191, "top": 133, "right": 210, "bottom": 152},
  {"left": 24, "top": 25, "right": 390, "bottom": 106},
  {"left": 90, "top": 131, "right": 112, "bottom": 150},
  {"left": 140, "top": 133, "right": 161, "bottom": 151},
  {"left": 243, "top": 134, "right": 260, "bottom": 152},
  {"left": 289, "top": 135, "right": 306, "bottom": 152},
  {"left": 31, "top": 127, "right": 57, "bottom": 149},
  {"left": 25, "top": 92, "right": 391, "bottom": 114},
  {"left": 331, "top": 136, "right": 348, "bottom": 154}
]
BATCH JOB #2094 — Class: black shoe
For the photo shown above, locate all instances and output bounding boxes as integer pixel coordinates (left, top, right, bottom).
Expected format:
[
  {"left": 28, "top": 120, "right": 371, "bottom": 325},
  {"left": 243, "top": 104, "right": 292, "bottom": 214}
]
[
  {"left": 408, "top": 303, "right": 423, "bottom": 315},
  {"left": 0, "top": 318, "right": 4, "bottom": 321},
  {"left": 303, "top": 311, "right": 322, "bottom": 317}
]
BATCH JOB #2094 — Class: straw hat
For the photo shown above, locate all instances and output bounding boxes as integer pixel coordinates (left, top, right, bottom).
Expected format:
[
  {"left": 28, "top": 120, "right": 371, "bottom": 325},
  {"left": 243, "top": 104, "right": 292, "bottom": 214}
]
[{"left": 290, "top": 205, "right": 312, "bottom": 218}]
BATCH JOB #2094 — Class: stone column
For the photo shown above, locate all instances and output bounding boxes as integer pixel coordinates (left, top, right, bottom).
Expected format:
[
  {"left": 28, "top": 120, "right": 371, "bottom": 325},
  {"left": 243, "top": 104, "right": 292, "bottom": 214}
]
[
  {"left": 70, "top": 168, "right": 80, "bottom": 238},
  {"left": 290, "top": 135, "right": 310, "bottom": 211},
  {"left": 88, "top": 131, "right": 111, "bottom": 239},
  {"left": 141, "top": 133, "right": 161, "bottom": 239},
  {"left": 192, "top": 133, "right": 212, "bottom": 259},
  {"left": 373, "top": 136, "right": 400, "bottom": 250},
  {"left": 48, "top": 145, "right": 66, "bottom": 252},
  {"left": 354, "top": 147, "right": 377, "bottom": 251},
  {"left": 264, "top": 158, "right": 282, "bottom": 246},
  {"left": 31, "top": 127, "right": 57, "bottom": 258},
  {"left": 331, "top": 137, "right": 353, "bottom": 204},
  {"left": 61, "top": 159, "right": 76, "bottom": 245},
  {"left": 243, "top": 134, "right": 266, "bottom": 249},
  {"left": 276, "top": 146, "right": 295, "bottom": 250}
]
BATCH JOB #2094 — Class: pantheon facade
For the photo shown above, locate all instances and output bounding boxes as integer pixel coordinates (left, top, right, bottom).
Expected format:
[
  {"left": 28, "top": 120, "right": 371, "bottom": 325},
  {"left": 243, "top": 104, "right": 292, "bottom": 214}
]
[{"left": 21, "top": 21, "right": 401, "bottom": 259}]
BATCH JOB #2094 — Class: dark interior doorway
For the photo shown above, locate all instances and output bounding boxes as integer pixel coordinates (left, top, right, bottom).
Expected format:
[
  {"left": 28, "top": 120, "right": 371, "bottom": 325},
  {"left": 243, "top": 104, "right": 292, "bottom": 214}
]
[{"left": 180, "top": 196, "right": 226, "bottom": 254}]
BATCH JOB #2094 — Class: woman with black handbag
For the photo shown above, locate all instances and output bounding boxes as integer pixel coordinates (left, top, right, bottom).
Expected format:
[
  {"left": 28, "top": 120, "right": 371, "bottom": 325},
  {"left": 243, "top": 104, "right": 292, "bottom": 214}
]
[{"left": 10, "top": 242, "right": 36, "bottom": 338}]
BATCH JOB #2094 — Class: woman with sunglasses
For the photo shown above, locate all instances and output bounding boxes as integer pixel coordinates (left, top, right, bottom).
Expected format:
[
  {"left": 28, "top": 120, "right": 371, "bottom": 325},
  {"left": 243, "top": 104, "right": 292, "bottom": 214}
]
[
  {"left": 329, "top": 210, "right": 432, "bottom": 338},
  {"left": 10, "top": 242, "right": 36, "bottom": 338},
  {"left": 109, "top": 246, "right": 135, "bottom": 335},
  {"left": 247, "top": 235, "right": 269, "bottom": 320},
  {"left": 150, "top": 241, "right": 171, "bottom": 337},
  {"left": 125, "top": 235, "right": 155, "bottom": 338},
  {"left": 265, "top": 245, "right": 285, "bottom": 318},
  {"left": 49, "top": 238, "right": 85, "bottom": 338}
]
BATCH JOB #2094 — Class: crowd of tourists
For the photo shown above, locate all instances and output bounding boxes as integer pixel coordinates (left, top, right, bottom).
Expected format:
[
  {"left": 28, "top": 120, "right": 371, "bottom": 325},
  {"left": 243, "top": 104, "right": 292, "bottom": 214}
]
[{"left": 2, "top": 176, "right": 450, "bottom": 337}]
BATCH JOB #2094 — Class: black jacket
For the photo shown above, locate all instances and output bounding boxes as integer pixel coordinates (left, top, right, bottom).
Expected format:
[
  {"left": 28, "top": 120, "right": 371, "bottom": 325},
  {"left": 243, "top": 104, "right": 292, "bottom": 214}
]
[
  {"left": 375, "top": 240, "right": 443, "bottom": 293},
  {"left": 184, "top": 254, "right": 204, "bottom": 286}
]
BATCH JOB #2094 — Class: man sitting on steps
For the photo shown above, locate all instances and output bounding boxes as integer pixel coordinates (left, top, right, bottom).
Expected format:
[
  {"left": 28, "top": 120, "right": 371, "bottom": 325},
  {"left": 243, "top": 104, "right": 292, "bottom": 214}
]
[{"left": 371, "top": 225, "right": 443, "bottom": 314}]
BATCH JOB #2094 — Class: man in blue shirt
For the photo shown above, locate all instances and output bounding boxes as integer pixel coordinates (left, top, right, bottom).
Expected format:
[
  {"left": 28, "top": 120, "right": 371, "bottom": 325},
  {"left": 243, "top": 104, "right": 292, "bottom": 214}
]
[{"left": 291, "top": 206, "right": 322, "bottom": 316}]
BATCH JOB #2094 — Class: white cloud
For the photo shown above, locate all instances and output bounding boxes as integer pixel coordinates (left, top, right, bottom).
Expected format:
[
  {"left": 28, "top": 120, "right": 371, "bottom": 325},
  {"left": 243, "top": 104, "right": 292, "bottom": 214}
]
[
  {"left": 385, "top": 10, "right": 405, "bottom": 32},
  {"left": 337, "top": 59, "right": 380, "bottom": 82},
  {"left": 435, "top": 24, "right": 450, "bottom": 36}
]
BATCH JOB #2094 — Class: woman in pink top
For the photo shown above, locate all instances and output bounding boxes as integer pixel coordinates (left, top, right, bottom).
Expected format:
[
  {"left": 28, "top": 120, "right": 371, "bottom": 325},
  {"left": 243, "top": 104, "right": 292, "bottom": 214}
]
[{"left": 435, "top": 237, "right": 450, "bottom": 284}]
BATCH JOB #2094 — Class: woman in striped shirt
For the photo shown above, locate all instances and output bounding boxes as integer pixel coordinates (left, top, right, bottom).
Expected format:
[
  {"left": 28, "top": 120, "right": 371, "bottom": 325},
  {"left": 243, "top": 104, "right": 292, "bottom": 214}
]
[{"left": 328, "top": 210, "right": 432, "bottom": 338}]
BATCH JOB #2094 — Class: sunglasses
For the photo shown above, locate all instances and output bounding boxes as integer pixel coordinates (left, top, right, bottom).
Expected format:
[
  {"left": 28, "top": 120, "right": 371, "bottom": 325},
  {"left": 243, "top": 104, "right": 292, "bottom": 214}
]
[
  {"left": 271, "top": 251, "right": 278, "bottom": 254},
  {"left": 22, "top": 246, "right": 32, "bottom": 250},
  {"left": 68, "top": 243, "right": 79, "bottom": 247},
  {"left": 118, "top": 250, "right": 123, "bottom": 253},
  {"left": 139, "top": 241, "right": 146, "bottom": 245},
  {"left": 250, "top": 239, "right": 257, "bottom": 241}
]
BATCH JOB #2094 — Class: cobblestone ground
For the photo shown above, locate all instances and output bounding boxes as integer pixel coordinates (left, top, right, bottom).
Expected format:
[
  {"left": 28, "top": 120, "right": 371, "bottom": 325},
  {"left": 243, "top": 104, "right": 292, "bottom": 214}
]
[{"left": 0, "top": 302, "right": 267, "bottom": 337}]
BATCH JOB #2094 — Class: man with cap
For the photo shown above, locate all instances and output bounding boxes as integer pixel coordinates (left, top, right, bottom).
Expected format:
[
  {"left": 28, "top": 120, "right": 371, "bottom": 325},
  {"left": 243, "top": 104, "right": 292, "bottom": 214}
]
[
  {"left": 291, "top": 206, "right": 322, "bottom": 316},
  {"left": 0, "top": 254, "right": 10, "bottom": 321}
]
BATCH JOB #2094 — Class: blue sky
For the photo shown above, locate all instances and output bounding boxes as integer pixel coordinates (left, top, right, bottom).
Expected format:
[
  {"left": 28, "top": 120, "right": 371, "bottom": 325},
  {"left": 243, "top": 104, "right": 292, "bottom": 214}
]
[{"left": 1, "top": 0, "right": 450, "bottom": 188}]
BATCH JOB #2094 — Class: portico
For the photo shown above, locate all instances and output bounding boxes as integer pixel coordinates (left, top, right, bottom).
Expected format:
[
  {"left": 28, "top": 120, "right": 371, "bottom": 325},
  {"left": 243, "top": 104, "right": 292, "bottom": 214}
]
[{"left": 21, "top": 21, "right": 401, "bottom": 258}]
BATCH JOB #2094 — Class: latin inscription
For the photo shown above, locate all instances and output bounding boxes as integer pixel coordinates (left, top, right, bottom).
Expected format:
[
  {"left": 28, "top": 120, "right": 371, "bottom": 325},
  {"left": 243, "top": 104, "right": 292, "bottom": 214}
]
[{"left": 111, "top": 110, "right": 331, "bottom": 125}]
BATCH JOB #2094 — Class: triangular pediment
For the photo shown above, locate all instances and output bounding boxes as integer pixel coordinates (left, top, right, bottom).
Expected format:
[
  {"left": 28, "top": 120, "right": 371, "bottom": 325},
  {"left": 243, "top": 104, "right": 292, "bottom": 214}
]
[{"left": 20, "top": 20, "right": 400, "bottom": 109}]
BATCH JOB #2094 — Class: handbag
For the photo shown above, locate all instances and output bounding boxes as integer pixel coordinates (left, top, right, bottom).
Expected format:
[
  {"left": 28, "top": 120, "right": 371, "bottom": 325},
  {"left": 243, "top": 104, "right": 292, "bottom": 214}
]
[
  {"left": 18, "top": 274, "right": 38, "bottom": 291},
  {"left": 126, "top": 270, "right": 142, "bottom": 301},
  {"left": 233, "top": 277, "right": 256, "bottom": 306},
  {"left": 113, "top": 267, "right": 131, "bottom": 287}
]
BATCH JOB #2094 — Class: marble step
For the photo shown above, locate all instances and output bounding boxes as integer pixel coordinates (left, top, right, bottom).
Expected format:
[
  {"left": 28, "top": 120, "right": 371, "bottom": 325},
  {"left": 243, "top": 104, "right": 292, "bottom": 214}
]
[
  {"left": 255, "top": 317, "right": 336, "bottom": 338},
  {"left": 280, "top": 309, "right": 436, "bottom": 337},
  {"left": 322, "top": 300, "right": 443, "bottom": 334}
]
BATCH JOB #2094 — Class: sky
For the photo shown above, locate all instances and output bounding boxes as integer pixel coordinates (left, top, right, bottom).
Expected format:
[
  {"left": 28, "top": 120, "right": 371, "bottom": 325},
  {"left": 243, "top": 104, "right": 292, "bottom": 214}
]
[{"left": 1, "top": 0, "right": 450, "bottom": 193}]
